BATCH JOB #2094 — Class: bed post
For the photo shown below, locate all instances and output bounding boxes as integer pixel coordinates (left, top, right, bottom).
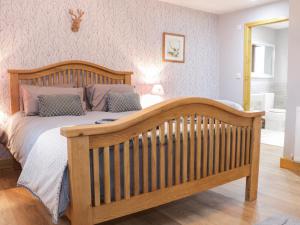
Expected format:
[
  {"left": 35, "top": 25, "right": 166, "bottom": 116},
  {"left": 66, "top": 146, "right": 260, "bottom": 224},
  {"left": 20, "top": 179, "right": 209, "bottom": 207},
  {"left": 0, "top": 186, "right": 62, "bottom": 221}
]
[
  {"left": 9, "top": 73, "right": 20, "bottom": 114},
  {"left": 245, "top": 117, "right": 261, "bottom": 201},
  {"left": 124, "top": 73, "right": 132, "bottom": 85},
  {"left": 67, "top": 136, "right": 93, "bottom": 225}
]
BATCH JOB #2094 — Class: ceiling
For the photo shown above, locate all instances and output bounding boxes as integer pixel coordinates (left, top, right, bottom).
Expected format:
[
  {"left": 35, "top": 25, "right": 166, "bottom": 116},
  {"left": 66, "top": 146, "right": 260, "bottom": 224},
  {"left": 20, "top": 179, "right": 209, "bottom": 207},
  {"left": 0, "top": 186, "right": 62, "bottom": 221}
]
[{"left": 158, "top": 0, "right": 281, "bottom": 14}]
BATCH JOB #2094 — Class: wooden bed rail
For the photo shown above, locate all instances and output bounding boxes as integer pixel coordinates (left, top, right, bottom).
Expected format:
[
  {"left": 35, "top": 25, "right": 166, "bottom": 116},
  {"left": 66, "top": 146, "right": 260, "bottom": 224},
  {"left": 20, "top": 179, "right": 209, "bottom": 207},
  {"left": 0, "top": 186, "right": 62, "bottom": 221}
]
[{"left": 61, "top": 97, "right": 264, "bottom": 225}]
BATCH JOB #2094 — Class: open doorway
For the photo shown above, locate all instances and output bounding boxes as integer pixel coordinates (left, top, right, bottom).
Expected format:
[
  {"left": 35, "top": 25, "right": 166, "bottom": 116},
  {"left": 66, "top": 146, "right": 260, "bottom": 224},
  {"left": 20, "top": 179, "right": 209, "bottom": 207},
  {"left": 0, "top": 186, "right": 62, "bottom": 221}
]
[{"left": 243, "top": 18, "right": 289, "bottom": 147}]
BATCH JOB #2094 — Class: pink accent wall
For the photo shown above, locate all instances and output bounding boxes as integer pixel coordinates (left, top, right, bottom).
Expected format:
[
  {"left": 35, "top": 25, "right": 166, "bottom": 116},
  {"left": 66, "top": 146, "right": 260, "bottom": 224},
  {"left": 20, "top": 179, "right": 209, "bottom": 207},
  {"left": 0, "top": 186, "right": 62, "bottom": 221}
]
[{"left": 0, "top": 0, "right": 219, "bottom": 113}]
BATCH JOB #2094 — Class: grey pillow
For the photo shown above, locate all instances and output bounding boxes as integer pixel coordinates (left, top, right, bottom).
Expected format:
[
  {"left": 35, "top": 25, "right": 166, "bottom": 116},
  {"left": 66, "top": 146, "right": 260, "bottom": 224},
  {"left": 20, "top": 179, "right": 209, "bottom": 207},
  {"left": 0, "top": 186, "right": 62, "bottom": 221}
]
[
  {"left": 86, "top": 84, "right": 135, "bottom": 112},
  {"left": 107, "top": 92, "right": 142, "bottom": 112},
  {"left": 38, "top": 95, "right": 85, "bottom": 117}
]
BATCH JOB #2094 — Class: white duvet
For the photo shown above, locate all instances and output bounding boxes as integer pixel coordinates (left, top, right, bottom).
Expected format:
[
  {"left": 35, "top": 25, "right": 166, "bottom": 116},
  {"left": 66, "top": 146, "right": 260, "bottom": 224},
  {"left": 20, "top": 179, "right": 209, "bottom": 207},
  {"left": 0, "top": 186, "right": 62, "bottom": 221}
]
[{"left": 6, "top": 111, "right": 134, "bottom": 223}]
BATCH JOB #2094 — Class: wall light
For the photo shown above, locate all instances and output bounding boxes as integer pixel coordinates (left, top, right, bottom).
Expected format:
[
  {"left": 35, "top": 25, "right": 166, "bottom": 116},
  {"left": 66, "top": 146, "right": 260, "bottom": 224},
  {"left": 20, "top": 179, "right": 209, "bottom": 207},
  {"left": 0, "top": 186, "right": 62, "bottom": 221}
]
[
  {"left": 140, "top": 84, "right": 165, "bottom": 109},
  {"left": 0, "top": 104, "right": 8, "bottom": 128},
  {"left": 136, "top": 63, "right": 164, "bottom": 84},
  {"left": 151, "top": 84, "right": 165, "bottom": 96}
]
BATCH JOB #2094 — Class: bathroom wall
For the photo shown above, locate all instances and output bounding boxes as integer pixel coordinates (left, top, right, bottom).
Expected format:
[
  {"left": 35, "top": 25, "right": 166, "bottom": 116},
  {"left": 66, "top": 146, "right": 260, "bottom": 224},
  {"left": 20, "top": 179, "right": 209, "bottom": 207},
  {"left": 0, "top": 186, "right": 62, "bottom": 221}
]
[
  {"left": 251, "top": 26, "right": 288, "bottom": 109},
  {"left": 274, "top": 28, "right": 288, "bottom": 108},
  {"left": 251, "top": 27, "right": 276, "bottom": 96},
  {"left": 0, "top": 0, "right": 219, "bottom": 114}
]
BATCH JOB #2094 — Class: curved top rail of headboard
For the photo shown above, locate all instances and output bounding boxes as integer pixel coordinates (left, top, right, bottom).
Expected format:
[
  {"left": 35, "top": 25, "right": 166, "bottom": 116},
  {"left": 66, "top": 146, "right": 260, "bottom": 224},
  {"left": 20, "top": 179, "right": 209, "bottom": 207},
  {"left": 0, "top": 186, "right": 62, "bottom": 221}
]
[{"left": 8, "top": 60, "right": 133, "bottom": 114}]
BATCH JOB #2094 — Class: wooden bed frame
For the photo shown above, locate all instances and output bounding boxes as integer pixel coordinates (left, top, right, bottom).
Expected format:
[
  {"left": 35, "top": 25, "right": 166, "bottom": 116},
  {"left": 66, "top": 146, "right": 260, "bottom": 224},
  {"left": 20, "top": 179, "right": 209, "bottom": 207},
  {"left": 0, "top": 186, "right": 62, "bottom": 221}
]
[{"left": 8, "top": 60, "right": 264, "bottom": 225}]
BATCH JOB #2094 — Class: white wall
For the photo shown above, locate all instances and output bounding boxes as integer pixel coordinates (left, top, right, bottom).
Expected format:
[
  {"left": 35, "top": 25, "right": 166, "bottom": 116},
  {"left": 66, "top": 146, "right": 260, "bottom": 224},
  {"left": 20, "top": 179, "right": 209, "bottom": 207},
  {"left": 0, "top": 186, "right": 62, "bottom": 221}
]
[
  {"left": 218, "top": 0, "right": 300, "bottom": 159},
  {"left": 218, "top": 0, "right": 289, "bottom": 105},
  {"left": 284, "top": 0, "right": 300, "bottom": 158}
]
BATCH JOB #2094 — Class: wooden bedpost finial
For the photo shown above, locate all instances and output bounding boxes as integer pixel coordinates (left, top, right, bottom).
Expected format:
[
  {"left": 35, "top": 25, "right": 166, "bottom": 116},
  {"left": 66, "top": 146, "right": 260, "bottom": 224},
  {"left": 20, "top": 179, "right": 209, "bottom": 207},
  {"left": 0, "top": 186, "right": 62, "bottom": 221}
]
[{"left": 69, "top": 9, "right": 84, "bottom": 32}]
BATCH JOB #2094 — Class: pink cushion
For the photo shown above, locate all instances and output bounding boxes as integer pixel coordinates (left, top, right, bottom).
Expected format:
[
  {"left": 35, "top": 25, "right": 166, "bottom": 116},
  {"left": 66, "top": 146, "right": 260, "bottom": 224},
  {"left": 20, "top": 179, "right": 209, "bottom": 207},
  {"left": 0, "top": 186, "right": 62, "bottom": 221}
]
[
  {"left": 86, "top": 84, "right": 134, "bottom": 111},
  {"left": 20, "top": 85, "right": 85, "bottom": 116}
]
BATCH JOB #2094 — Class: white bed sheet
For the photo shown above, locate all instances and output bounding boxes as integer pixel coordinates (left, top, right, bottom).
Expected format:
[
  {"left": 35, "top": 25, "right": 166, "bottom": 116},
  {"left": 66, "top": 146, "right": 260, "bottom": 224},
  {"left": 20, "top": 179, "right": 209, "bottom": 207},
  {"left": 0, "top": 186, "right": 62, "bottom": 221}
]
[{"left": 6, "top": 111, "right": 133, "bottom": 167}]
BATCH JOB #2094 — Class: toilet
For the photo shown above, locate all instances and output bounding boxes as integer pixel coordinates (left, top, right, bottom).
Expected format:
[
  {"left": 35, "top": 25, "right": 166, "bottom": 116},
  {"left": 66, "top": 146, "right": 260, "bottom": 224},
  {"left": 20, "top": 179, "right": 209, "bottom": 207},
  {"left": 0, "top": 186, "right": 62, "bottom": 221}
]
[
  {"left": 265, "top": 108, "right": 286, "bottom": 131},
  {"left": 251, "top": 93, "right": 286, "bottom": 132}
]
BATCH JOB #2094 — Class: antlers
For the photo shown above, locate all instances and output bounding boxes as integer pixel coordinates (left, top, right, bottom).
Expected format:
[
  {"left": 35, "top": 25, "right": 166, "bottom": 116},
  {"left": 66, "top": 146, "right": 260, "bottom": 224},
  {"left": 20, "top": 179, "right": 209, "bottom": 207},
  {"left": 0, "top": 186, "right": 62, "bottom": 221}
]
[{"left": 69, "top": 9, "right": 84, "bottom": 32}]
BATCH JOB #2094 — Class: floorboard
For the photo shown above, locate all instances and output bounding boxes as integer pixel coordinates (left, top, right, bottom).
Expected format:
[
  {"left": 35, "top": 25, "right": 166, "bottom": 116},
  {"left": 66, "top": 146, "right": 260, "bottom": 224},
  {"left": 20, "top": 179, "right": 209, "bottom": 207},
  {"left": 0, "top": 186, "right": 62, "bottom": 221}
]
[{"left": 0, "top": 144, "right": 299, "bottom": 225}]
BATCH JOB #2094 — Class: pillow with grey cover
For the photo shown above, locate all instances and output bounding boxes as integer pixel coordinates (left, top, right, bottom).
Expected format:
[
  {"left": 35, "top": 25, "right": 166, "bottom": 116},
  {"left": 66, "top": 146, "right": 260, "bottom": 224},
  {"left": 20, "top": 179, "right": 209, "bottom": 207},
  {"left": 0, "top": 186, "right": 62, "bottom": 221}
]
[
  {"left": 86, "top": 84, "right": 135, "bottom": 111},
  {"left": 38, "top": 95, "right": 85, "bottom": 117},
  {"left": 107, "top": 92, "right": 142, "bottom": 112}
]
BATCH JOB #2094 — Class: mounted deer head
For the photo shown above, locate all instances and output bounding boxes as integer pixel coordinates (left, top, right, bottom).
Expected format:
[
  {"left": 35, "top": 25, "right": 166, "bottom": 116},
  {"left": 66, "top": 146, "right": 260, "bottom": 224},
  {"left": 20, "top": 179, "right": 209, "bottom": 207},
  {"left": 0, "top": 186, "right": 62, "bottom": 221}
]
[{"left": 69, "top": 9, "right": 84, "bottom": 32}]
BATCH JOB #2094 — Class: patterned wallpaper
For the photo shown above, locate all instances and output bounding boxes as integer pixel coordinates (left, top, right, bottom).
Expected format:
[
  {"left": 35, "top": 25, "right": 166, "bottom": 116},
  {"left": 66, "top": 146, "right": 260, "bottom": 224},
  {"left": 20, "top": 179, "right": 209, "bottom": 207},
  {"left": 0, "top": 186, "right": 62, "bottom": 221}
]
[{"left": 0, "top": 0, "right": 219, "bottom": 113}]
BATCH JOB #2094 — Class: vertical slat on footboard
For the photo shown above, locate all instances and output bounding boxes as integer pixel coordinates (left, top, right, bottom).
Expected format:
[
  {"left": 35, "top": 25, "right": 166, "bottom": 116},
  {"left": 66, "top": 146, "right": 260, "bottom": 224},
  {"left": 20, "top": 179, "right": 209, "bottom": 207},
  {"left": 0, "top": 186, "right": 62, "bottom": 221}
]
[
  {"left": 124, "top": 141, "right": 130, "bottom": 200},
  {"left": 190, "top": 115, "right": 195, "bottom": 181},
  {"left": 215, "top": 120, "right": 220, "bottom": 174},
  {"left": 246, "top": 127, "right": 251, "bottom": 164},
  {"left": 104, "top": 147, "right": 111, "bottom": 204},
  {"left": 183, "top": 116, "right": 188, "bottom": 183},
  {"left": 93, "top": 148, "right": 100, "bottom": 206},
  {"left": 196, "top": 115, "right": 202, "bottom": 180},
  {"left": 114, "top": 144, "right": 121, "bottom": 201},
  {"left": 167, "top": 121, "right": 173, "bottom": 187},
  {"left": 220, "top": 122, "right": 226, "bottom": 172},
  {"left": 226, "top": 125, "right": 231, "bottom": 171},
  {"left": 175, "top": 118, "right": 181, "bottom": 185},
  {"left": 142, "top": 133, "right": 149, "bottom": 193},
  {"left": 209, "top": 118, "right": 214, "bottom": 176},
  {"left": 241, "top": 128, "right": 246, "bottom": 166},
  {"left": 133, "top": 137, "right": 140, "bottom": 196},
  {"left": 151, "top": 129, "right": 157, "bottom": 191},
  {"left": 236, "top": 127, "right": 241, "bottom": 167},
  {"left": 231, "top": 126, "right": 237, "bottom": 169},
  {"left": 203, "top": 117, "right": 208, "bottom": 178},
  {"left": 159, "top": 124, "right": 166, "bottom": 189}
]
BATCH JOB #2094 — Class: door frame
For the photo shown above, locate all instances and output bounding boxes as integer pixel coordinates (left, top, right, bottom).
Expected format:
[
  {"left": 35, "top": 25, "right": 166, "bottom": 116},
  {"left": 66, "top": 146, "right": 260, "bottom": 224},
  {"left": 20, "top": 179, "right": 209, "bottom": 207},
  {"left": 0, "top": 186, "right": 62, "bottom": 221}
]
[{"left": 243, "top": 18, "right": 289, "bottom": 111}]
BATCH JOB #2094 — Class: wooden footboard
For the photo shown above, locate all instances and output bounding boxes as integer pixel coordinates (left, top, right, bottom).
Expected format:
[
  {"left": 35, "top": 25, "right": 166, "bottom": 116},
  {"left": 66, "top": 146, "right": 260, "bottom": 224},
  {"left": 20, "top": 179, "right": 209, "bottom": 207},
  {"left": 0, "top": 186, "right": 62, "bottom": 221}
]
[{"left": 61, "top": 97, "right": 264, "bottom": 225}]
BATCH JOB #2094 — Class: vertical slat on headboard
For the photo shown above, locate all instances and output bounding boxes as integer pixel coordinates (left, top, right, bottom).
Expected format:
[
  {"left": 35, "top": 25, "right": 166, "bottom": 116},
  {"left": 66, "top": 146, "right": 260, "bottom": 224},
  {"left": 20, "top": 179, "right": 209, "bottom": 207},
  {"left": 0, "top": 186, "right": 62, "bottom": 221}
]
[
  {"left": 10, "top": 73, "right": 20, "bottom": 113},
  {"left": 125, "top": 74, "right": 131, "bottom": 85}
]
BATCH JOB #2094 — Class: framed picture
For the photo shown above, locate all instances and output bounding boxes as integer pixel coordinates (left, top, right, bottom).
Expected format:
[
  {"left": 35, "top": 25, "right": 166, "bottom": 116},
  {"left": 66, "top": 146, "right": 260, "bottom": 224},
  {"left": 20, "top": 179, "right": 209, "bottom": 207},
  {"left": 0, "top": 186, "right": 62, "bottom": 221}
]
[{"left": 163, "top": 32, "right": 185, "bottom": 63}]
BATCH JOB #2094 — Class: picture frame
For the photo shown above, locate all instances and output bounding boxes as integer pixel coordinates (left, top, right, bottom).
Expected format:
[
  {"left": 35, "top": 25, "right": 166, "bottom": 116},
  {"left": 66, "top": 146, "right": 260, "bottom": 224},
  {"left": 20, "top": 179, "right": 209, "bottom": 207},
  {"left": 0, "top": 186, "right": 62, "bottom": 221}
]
[{"left": 163, "top": 32, "right": 185, "bottom": 63}]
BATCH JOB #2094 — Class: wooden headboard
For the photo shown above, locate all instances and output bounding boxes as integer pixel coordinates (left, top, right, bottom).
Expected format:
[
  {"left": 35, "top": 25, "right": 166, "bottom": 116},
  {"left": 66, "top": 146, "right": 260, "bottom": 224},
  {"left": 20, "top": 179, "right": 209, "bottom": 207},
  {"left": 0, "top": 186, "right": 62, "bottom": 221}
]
[{"left": 8, "top": 60, "right": 133, "bottom": 114}]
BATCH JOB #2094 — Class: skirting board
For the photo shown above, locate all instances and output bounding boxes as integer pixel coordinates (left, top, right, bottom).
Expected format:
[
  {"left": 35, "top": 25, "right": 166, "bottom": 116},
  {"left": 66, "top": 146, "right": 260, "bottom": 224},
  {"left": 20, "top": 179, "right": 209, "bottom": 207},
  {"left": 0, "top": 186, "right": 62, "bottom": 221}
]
[{"left": 280, "top": 158, "right": 300, "bottom": 174}]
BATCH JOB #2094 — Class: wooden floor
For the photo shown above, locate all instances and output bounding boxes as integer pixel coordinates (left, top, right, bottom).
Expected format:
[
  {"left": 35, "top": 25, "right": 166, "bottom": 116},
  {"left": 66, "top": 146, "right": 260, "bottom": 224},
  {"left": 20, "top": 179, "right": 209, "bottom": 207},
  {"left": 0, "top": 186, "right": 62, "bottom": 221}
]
[{"left": 0, "top": 144, "right": 300, "bottom": 225}]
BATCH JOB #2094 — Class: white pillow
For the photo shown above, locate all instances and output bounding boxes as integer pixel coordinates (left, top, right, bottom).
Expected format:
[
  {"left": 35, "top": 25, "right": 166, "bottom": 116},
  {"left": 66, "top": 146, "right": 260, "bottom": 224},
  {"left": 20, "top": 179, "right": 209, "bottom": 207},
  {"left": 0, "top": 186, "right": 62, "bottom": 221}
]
[{"left": 217, "top": 100, "right": 244, "bottom": 111}]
